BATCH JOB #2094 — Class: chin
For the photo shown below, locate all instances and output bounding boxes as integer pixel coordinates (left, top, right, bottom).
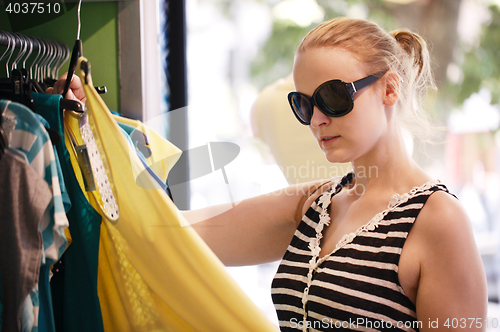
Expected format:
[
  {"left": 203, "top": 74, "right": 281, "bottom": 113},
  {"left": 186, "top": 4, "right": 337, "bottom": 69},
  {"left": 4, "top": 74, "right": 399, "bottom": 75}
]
[{"left": 324, "top": 152, "right": 350, "bottom": 164}]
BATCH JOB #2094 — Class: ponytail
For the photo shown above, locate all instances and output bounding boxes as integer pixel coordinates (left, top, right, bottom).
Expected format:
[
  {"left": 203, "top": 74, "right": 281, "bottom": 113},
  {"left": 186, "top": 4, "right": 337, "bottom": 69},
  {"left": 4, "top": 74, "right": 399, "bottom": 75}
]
[
  {"left": 391, "top": 29, "right": 437, "bottom": 142},
  {"left": 391, "top": 29, "right": 436, "bottom": 92}
]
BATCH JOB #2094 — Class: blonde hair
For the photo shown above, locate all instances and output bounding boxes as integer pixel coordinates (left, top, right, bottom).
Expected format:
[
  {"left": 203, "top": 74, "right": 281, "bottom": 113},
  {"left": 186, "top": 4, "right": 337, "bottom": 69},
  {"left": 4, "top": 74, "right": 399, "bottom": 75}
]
[{"left": 298, "top": 17, "right": 436, "bottom": 141}]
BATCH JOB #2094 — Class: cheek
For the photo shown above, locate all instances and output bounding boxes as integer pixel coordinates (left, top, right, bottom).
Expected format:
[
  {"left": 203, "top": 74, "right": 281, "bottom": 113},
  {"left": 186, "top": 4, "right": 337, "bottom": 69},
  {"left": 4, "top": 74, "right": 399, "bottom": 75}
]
[
  {"left": 343, "top": 102, "right": 387, "bottom": 143},
  {"left": 353, "top": 91, "right": 387, "bottom": 126}
]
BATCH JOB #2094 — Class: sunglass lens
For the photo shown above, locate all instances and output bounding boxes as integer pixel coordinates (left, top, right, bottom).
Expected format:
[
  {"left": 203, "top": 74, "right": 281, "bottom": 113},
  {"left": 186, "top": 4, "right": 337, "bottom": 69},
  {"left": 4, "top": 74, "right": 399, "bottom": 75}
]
[
  {"left": 289, "top": 93, "right": 312, "bottom": 124},
  {"left": 316, "top": 82, "right": 352, "bottom": 116}
]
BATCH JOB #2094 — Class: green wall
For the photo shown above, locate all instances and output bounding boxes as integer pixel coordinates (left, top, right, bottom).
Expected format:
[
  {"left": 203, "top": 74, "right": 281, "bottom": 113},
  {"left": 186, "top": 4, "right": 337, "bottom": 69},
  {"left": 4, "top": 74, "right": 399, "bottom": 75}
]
[{"left": 0, "top": 2, "right": 120, "bottom": 112}]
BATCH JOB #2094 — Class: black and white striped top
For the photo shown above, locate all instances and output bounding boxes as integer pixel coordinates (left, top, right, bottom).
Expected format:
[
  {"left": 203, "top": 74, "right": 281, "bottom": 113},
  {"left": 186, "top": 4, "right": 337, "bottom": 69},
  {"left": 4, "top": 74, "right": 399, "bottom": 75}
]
[{"left": 271, "top": 173, "right": 452, "bottom": 332}]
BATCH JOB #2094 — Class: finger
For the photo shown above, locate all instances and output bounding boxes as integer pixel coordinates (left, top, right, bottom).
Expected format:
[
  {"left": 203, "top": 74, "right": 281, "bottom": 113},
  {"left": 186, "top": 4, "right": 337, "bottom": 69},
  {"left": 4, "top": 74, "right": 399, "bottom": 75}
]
[
  {"left": 65, "top": 88, "right": 87, "bottom": 104},
  {"left": 52, "top": 72, "right": 69, "bottom": 95},
  {"left": 69, "top": 75, "right": 86, "bottom": 102},
  {"left": 52, "top": 72, "right": 86, "bottom": 102}
]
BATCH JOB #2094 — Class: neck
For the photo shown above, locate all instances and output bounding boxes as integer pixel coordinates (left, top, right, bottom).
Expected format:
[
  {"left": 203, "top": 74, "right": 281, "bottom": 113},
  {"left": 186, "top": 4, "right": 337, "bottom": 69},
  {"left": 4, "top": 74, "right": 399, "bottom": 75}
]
[{"left": 349, "top": 128, "right": 426, "bottom": 196}]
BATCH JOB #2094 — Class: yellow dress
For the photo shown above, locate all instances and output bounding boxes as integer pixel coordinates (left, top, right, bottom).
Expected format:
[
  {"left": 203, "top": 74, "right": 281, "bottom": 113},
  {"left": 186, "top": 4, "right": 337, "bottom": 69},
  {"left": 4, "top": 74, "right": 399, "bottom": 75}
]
[{"left": 64, "top": 57, "right": 278, "bottom": 332}]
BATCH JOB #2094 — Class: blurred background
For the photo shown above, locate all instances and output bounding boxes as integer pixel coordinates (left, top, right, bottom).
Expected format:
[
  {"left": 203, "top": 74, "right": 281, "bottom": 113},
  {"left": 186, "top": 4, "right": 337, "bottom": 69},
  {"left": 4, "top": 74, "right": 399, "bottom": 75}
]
[{"left": 183, "top": 0, "right": 500, "bottom": 327}]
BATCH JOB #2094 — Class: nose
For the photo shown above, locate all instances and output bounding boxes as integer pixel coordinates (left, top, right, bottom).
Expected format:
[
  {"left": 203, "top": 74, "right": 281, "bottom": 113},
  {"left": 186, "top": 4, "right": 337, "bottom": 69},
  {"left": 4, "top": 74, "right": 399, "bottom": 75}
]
[{"left": 309, "top": 106, "right": 330, "bottom": 128}]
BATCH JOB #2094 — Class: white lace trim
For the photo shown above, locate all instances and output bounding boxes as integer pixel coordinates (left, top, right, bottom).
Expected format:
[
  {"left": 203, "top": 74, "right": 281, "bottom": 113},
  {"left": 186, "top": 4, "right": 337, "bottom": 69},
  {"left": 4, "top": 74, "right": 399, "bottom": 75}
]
[
  {"left": 300, "top": 176, "right": 440, "bottom": 331},
  {"left": 80, "top": 122, "right": 119, "bottom": 221}
]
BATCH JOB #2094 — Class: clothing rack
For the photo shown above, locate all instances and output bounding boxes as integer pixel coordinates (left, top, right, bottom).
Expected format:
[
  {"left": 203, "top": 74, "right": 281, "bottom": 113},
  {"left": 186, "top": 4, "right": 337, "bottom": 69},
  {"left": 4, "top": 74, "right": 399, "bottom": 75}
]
[
  {"left": 0, "top": 30, "right": 70, "bottom": 82},
  {"left": 0, "top": 31, "right": 68, "bottom": 51},
  {"left": 0, "top": 30, "right": 85, "bottom": 113}
]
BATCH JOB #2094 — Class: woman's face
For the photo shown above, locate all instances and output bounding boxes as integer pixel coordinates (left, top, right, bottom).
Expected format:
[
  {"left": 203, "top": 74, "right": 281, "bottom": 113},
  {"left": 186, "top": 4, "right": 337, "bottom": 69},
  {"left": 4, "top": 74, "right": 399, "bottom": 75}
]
[{"left": 292, "top": 47, "right": 388, "bottom": 164}]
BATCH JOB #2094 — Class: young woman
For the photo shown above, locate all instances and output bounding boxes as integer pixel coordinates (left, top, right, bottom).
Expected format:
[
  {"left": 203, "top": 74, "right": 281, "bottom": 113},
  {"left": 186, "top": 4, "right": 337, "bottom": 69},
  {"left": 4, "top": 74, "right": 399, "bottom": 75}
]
[
  {"left": 185, "top": 17, "right": 487, "bottom": 331},
  {"left": 53, "top": 17, "right": 487, "bottom": 332}
]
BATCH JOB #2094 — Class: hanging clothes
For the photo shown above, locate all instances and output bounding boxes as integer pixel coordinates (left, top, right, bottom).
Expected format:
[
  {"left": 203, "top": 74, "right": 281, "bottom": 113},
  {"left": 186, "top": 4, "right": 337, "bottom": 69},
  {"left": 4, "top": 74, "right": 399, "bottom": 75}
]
[
  {"left": 33, "top": 92, "right": 105, "bottom": 332},
  {"left": 0, "top": 147, "right": 51, "bottom": 331},
  {"left": 69, "top": 57, "right": 278, "bottom": 331},
  {"left": 0, "top": 271, "right": 3, "bottom": 330},
  {"left": 113, "top": 115, "right": 180, "bottom": 197},
  {"left": 0, "top": 98, "right": 70, "bottom": 265},
  {"left": 0, "top": 109, "right": 5, "bottom": 161},
  {"left": 0, "top": 98, "right": 71, "bottom": 332}
]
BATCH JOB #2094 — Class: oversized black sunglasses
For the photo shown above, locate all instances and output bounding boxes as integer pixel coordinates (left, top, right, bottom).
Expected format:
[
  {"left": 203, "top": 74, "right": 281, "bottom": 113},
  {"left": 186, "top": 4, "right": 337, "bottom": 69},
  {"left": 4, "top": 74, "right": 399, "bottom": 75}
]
[{"left": 288, "top": 74, "right": 383, "bottom": 125}]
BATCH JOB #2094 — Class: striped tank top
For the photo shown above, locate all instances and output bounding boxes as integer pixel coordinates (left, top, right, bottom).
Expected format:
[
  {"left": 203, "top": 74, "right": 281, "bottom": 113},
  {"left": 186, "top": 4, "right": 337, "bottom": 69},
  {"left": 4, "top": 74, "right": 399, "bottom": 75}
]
[{"left": 271, "top": 173, "right": 452, "bottom": 331}]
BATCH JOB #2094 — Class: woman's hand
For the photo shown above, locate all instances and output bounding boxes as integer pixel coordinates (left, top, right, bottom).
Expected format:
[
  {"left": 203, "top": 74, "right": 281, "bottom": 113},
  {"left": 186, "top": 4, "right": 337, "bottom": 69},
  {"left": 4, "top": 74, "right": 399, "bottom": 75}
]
[{"left": 45, "top": 72, "right": 87, "bottom": 104}]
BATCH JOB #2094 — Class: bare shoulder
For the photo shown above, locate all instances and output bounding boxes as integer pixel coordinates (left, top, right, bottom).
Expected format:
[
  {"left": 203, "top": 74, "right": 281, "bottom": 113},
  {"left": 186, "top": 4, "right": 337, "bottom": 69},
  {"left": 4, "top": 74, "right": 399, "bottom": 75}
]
[
  {"left": 413, "top": 188, "right": 479, "bottom": 266},
  {"left": 418, "top": 189, "right": 468, "bottom": 231},
  {"left": 411, "top": 187, "right": 488, "bottom": 328},
  {"left": 300, "top": 177, "right": 340, "bottom": 220}
]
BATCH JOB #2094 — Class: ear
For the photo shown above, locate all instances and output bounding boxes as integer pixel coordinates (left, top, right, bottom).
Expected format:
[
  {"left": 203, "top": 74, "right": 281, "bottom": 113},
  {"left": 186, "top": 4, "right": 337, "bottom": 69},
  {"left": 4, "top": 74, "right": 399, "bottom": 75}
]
[{"left": 382, "top": 71, "right": 400, "bottom": 107}]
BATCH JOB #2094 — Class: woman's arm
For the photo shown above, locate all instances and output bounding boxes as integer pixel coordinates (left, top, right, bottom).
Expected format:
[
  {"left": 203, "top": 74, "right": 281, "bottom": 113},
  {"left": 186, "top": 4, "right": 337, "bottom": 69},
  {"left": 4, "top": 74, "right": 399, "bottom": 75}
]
[
  {"left": 47, "top": 72, "right": 327, "bottom": 267},
  {"left": 181, "top": 180, "right": 325, "bottom": 266},
  {"left": 413, "top": 191, "right": 488, "bottom": 331}
]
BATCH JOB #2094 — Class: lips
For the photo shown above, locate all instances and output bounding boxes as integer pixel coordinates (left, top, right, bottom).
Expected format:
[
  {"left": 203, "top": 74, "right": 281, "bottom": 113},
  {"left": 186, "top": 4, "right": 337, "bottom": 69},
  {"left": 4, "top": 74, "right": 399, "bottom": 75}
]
[
  {"left": 320, "top": 135, "right": 340, "bottom": 141},
  {"left": 320, "top": 135, "right": 340, "bottom": 147}
]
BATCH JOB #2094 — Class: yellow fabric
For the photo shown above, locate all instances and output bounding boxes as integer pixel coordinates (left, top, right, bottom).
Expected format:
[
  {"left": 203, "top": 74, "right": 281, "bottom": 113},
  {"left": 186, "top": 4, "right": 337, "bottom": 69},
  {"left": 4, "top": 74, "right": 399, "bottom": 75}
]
[
  {"left": 63, "top": 227, "right": 72, "bottom": 247},
  {"left": 68, "top": 57, "right": 278, "bottom": 332},
  {"left": 112, "top": 115, "right": 179, "bottom": 184}
]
